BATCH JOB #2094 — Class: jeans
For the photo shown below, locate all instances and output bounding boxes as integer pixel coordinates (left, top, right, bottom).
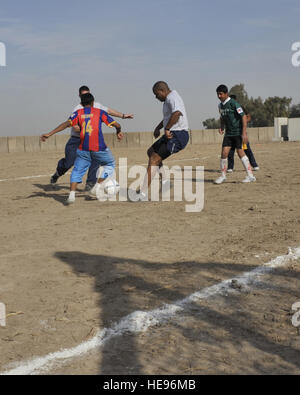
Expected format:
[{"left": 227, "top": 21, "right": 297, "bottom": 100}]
[
  {"left": 70, "top": 148, "right": 115, "bottom": 184},
  {"left": 56, "top": 136, "right": 99, "bottom": 184}
]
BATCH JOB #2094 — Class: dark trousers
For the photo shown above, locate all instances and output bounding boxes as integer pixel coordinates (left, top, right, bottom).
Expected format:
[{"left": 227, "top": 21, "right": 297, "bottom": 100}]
[
  {"left": 56, "top": 136, "right": 99, "bottom": 184},
  {"left": 228, "top": 142, "right": 258, "bottom": 170}
]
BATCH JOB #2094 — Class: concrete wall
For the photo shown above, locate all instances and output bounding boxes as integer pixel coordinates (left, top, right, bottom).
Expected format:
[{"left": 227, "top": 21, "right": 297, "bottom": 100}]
[
  {"left": 274, "top": 117, "right": 288, "bottom": 141},
  {"left": 288, "top": 118, "right": 300, "bottom": 141},
  {"left": 0, "top": 127, "right": 275, "bottom": 153}
]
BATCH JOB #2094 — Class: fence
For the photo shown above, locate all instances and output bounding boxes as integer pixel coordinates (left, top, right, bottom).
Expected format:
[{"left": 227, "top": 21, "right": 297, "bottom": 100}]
[{"left": 0, "top": 127, "right": 275, "bottom": 153}]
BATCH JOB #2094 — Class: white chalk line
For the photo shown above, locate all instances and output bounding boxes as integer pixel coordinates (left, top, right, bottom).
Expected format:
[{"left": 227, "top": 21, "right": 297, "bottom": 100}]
[
  {"left": 0, "top": 157, "right": 207, "bottom": 183},
  {"left": 1, "top": 247, "right": 299, "bottom": 375}
]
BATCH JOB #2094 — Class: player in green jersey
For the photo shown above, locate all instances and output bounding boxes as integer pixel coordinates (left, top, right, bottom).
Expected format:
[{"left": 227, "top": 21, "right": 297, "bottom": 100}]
[
  {"left": 227, "top": 94, "right": 259, "bottom": 172},
  {"left": 214, "top": 84, "right": 256, "bottom": 184}
]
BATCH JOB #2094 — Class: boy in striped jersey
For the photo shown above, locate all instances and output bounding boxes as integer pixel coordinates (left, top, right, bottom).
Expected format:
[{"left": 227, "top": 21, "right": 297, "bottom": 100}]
[{"left": 41, "top": 93, "right": 123, "bottom": 204}]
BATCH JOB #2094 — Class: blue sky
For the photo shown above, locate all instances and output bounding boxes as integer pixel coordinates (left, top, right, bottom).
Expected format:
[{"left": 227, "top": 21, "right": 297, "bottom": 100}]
[{"left": 0, "top": 0, "right": 299, "bottom": 136}]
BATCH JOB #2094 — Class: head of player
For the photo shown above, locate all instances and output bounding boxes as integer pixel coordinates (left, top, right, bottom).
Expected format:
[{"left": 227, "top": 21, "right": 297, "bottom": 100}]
[
  {"left": 78, "top": 85, "right": 90, "bottom": 98},
  {"left": 80, "top": 92, "right": 94, "bottom": 107},
  {"left": 216, "top": 84, "right": 229, "bottom": 103},
  {"left": 152, "top": 81, "right": 171, "bottom": 102}
]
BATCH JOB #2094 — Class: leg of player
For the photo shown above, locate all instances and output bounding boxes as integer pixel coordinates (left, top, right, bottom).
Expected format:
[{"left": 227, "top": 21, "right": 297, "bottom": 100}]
[
  {"left": 214, "top": 146, "right": 231, "bottom": 184},
  {"left": 227, "top": 147, "right": 235, "bottom": 172},
  {"left": 67, "top": 150, "right": 91, "bottom": 204},
  {"left": 237, "top": 149, "right": 256, "bottom": 183},
  {"left": 244, "top": 143, "right": 259, "bottom": 171},
  {"left": 85, "top": 160, "right": 99, "bottom": 191},
  {"left": 51, "top": 136, "right": 80, "bottom": 184},
  {"left": 89, "top": 149, "right": 116, "bottom": 198},
  {"left": 148, "top": 147, "right": 167, "bottom": 183},
  {"left": 139, "top": 151, "right": 161, "bottom": 197}
]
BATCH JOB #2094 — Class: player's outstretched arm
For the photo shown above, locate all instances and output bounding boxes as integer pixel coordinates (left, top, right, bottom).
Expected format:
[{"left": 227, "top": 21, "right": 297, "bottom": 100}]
[
  {"left": 107, "top": 108, "right": 134, "bottom": 119},
  {"left": 40, "top": 120, "right": 71, "bottom": 142}
]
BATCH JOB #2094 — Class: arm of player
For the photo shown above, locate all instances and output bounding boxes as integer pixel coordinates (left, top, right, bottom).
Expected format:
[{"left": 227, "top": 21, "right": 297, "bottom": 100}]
[
  {"left": 241, "top": 115, "right": 248, "bottom": 144},
  {"left": 164, "top": 111, "right": 182, "bottom": 139},
  {"left": 40, "top": 120, "right": 72, "bottom": 142},
  {"left": 107, "top": 108, "right": 134, "bottom": 119},
  {"left": 111, "top": 121, "right": 124, "bottom": 141},
  {"left": 219, "top": 117, "right": 225, "bottom": 135},
  {"left": 154, "top": 120, "right": 163, "bottom": 138}
]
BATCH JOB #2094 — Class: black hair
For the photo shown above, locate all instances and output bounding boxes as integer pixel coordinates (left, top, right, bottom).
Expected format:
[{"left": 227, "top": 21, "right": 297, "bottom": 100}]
[
  {"left": 153, "top": 81, "right": 169, "bottom": 92},
  {"left": 79, "top": 85, "right": 90, "bottom": 95},
  {"left": 80, "top": 93, "right": 94, "bottom": 106},
  {"left": 216, "top": 84, "right": 228, "bottom": 93}
]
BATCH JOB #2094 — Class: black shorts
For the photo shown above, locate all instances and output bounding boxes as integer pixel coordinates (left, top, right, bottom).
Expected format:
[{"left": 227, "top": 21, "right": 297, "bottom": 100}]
[
  {"left": 151, "top": 130, "right": 189, "bottom": 160},
  {"left": 222, "top": 135, "right": 242, "bottom": 149}
]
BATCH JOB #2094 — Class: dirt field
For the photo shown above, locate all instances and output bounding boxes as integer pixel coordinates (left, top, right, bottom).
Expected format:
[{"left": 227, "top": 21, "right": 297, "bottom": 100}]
[{"left": 0, "top": 141, "right": 300, "bottom": 375}]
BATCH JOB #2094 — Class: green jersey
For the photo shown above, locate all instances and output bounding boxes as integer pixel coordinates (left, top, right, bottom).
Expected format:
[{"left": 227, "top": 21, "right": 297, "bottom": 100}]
[{"left": 218, "top": 98, "right": 245, "bottom": 136}]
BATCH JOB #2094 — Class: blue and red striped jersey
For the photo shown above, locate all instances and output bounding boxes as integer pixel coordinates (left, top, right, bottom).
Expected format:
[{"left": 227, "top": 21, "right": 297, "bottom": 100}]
[{"left": 69, "top": 107, "right": 116, "bottom": 151}]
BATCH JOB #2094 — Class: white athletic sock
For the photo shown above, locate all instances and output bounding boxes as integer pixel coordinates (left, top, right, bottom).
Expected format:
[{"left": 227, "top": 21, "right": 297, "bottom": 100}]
[
  {"left": 220, "top": 158, "right": 228, "bottom": 177},
  {"left": 69, "top": 191, "right": 75, "bottom": 198},
  {"left": 241, "top": 155, "right": 253, "bottom": 177}
]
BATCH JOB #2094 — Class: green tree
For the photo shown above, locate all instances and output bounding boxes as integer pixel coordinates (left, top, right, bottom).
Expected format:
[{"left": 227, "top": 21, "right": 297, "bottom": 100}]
[
  {"left": 263, "top": 96, "right": 292, "bottom": 125},
  {"left": 202, "top": 118, "right": 220, "bottom": 129},
  {"left": 229, "top": 83, "right": 250, "bottom": 108},
  {"left": 289, "top": 103, "right": 300, "bottom": 118}
]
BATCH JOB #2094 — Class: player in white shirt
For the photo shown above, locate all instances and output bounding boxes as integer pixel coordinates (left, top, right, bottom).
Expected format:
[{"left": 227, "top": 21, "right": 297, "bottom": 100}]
[
  {"left": 136, "top": 81, "right": 189, "bottom": 199},
  {"left": 48, "top": 85, "right": 133, "bottom": 190}
]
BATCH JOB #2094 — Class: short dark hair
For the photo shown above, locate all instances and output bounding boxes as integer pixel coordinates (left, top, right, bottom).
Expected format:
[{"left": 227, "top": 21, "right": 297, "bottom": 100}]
[
  {"left": 216, "top": 84, "right": 228, "bottom": 93},
  {"left": 80, "top": 93, "right": 94, "bottom": 106},
  {"left": 79, "top": 85, "right": 90, "bottom": 95},
  {"left": 153, "top": 81, "right": 169, "bottom": 92}
]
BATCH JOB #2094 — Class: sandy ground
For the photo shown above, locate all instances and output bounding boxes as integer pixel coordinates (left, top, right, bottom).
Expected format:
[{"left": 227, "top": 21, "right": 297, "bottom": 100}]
[{"left": 0, "top": 141, "right": 300, "bottom": 375}]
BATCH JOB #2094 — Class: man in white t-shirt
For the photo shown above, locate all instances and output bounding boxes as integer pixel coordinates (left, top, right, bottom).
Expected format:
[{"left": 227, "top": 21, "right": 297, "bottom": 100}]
[
  {"left": 48, "top": 85, "right": 133, "bottom": 190},
  {"left": 136, "top": 81, "right": 189, "bottom": 199}
]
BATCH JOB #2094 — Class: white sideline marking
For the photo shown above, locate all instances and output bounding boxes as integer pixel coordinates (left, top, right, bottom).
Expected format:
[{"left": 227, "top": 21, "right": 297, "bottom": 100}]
[
  {"left": 1, "top": 247, "right": 299, "bottom": 375},
  {"left": 0, "top": 158, "right": 204, "bottom": 183}
]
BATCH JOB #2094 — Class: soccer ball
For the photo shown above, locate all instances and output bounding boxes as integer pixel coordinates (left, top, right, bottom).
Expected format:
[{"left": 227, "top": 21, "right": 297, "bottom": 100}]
[{"left": 104, "top": 179, "right": 120, "bottom": 196}]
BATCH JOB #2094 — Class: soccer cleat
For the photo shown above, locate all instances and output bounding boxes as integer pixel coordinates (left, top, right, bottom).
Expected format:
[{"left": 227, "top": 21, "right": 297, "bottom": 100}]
[
  {"left": 242, "top": 175, "right": 256, "bottom": 183},
  {"left": 214, "top": 175, "right": 226, "bottom": 184},
  {"left": 227, "top": 169, "right": 233, "bottom": 173},
  {"left": 253, "top": 167, "right": 260, "bottom": 171},
  {"left": 50, "top": 173, "right": 59, "bottom": 184}
]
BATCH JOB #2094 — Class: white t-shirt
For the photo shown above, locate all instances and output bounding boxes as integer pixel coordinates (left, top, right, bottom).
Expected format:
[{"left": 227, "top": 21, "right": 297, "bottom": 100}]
[
  {"left": 163, "top": 90, "right": 189, "bottom": 131},
  {"left": 70, "top": 101, "right": 108, "bottom": 136}
]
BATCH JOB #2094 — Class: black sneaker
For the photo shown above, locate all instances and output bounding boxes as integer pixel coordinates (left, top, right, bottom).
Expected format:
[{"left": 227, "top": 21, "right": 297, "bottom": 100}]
[{"left": 50, "top": 173, "right": 59, "bottom": 184}]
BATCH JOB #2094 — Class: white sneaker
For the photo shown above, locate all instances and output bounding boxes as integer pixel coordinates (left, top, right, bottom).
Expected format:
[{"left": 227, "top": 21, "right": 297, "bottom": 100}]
[
  {"left": 227, "top": 169, "right": 233, "bottom": 173},
  {"left": 214, "top": 175, "right": 226, "bottom": 184},
  {"left": 66, "top": 194, "right": 76, "bottom": 204},
  {"left": 253, "top": 167, "right": 259, "bottom": 171},
  {"left": 242, "top": 175, "right": 256, "bottom": 183}
]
